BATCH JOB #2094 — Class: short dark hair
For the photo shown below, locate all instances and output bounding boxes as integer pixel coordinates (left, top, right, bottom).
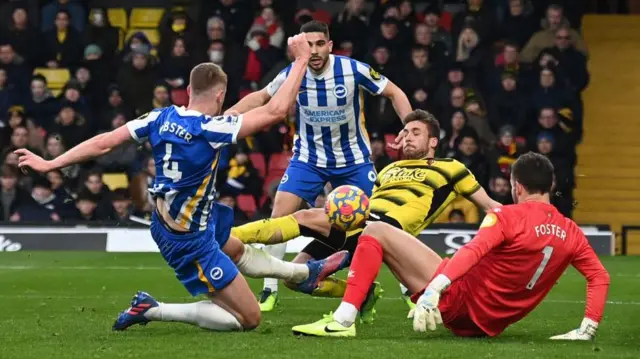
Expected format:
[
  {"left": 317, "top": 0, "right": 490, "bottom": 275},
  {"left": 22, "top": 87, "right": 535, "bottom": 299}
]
[
  {"left": 403, "top": 109, "right": 440, "bottom": 139},
  {"left": 56, "top": 9, "right": 71, "bottom": 19},
  {"left": 300, "top": 20, "right": 329, "bottom": 39},
  {"left": 189, "top": 63, "right": 227, "bottom": 96},
  {"left": 511, "top": 152, "right": 554, "bottom": 195}
]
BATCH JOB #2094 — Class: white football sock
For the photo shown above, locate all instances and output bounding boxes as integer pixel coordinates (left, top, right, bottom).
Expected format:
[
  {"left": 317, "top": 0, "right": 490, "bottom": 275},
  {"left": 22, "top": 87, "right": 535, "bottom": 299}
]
[
  {"left": 237, "top": 244, "right": 309, "bottom": 283},
  {"left": 333, "top": 301, "right": 358, "bottom": 327},
  {"left": 144, "top": 301, "right": 243, "bottom": 331},
  {"left": 262, "top": 242, "right": 288, "bottom": 291}
]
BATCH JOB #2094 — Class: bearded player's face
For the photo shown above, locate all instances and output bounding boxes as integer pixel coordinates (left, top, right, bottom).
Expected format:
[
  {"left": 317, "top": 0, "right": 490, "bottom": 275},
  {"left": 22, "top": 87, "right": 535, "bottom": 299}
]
[
  {"left": 305, "top": 32, "right": 332, "bottom": 72},
  {"left": 402, "top": 121, "right": 433, "bottom": 159}
]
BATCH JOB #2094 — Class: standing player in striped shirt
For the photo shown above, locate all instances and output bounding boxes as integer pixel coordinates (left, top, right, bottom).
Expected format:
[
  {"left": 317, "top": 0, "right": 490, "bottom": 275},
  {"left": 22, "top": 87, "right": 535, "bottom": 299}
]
[{"left": 227, "top": 21, "right": 412, "bottom": 311}]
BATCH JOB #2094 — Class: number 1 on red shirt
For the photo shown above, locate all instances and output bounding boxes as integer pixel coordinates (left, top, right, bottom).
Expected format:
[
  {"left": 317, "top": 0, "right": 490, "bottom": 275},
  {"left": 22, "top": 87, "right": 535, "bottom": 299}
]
[{"left": 526, "top": 246, "right": 554, "bottom": 290}]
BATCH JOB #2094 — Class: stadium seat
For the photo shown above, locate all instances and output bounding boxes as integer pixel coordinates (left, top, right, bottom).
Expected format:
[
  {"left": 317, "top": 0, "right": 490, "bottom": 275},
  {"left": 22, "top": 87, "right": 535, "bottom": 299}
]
[
  {"left": 267, "top": 151, "right": 291, "bottom": 175},
  {"left": 440, "top": 11, "right": 453, "bottom": 31},
  {"left": 32, "top": 68, "right": 70, "bottom": 90},
  {"left": 129, "top": 8, "right": 165, "bottom": 28},
  {"left": 50, "top": 88, "right": 62, "bottom": 97},
  {"left": 249, "top": 152, "right": 266, "bottom": 178},
  {"left": 125, "top": 28, "right": 161, "bottom": 46},
  {"left": 102, "top": 173, "right": 129, "bottom": 190},
  {"left": 171, "top": 88, "right": 189, "bottom": 106},
  {"left": 237, "top": 194, "right": 257, "bottom": 217},
  {"left": 384, "top": 134, "right": 401, "bottom": 160},
  {"left": 107, "top": 8, "right": 128, "bottom": 30}
]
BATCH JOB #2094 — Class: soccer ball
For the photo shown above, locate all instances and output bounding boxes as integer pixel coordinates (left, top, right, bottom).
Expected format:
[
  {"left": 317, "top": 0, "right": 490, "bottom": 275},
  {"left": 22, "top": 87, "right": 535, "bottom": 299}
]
[{"left": 324, "top": 185, "right": 370, "bottom": 231}]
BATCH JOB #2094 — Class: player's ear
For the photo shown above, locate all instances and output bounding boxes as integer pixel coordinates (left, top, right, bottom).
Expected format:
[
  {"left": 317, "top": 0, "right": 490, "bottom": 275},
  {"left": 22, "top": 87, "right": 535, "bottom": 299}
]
[
  {"left": 186, "top": 85, "right": 191, "bottom": 98},
  {"left": 328, "top": 40, "right": 333, "bottom": 53},
  {"left": 429, "top": 137, "right": 438, "bottom": 150}
]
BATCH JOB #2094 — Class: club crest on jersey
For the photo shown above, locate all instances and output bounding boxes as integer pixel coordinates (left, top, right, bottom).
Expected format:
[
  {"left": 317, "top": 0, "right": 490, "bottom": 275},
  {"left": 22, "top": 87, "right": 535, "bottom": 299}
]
[
  {"left": 480, "top": 213, "right": 498, "bottom": 228},
  {"left": 369, "top": 67, "right": 382, "bottom": 80},
  {"left": 333, "top": 84, "right": 348, "bottom": 99}
]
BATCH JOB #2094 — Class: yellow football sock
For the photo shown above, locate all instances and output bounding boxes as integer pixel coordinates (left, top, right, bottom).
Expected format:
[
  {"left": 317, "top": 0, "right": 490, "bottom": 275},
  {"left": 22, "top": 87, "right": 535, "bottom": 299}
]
[
  {"left": 311, "top": 277, "right": 347, "bottom": 298},
  {"left": 230, "top": 215, "right": 300, "bottom": 244}
]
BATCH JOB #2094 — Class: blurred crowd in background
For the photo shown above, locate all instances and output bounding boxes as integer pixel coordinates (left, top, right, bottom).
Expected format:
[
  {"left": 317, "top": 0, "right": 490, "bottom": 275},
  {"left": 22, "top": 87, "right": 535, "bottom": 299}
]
[{"left": 0, "top": 0, "right": 601, "bottom": 225}]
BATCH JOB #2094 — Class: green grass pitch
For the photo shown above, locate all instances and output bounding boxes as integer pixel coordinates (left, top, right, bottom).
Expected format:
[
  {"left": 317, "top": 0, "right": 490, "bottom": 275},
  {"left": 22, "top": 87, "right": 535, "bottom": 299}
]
[{"left": 1, "top": 253, "right": 638, "bottom": 359}]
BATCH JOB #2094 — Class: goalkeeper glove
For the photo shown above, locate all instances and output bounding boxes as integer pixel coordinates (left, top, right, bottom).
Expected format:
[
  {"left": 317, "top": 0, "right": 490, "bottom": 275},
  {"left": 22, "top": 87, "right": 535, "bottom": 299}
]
[
  {"left": 549, "top": 318, "right": 598, "bottom": 341},
  {"left": 412, "top": 274, "right": 450, "bottom": 332}
]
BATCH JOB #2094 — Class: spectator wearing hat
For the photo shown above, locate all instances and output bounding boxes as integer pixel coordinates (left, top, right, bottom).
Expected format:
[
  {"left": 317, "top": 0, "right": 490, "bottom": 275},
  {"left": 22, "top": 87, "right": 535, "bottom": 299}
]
[
  {"left": 82, "top": 44, "right": 113, "bottom": 104},
  {"left": 242, "top": 24, "right": 281, "bottom": 93},
  {"left": 41, "top": 9, "right": 83, "bottom": 69},
  {"left": 488, "top": 125, "right": 526, "bottom": 177},
  {"left": 110, "top": 188, "right": 134, "bottom": 223},
  {"left": 498, "top": 0, "right": 536, "bottom": 48},
  {"left": 521, "top": 4, "right": 587, "bottom": 63},
  {"left": 116, "top": 43, "right": 159, "bottom": 117},
  {"left": 83, "top": 8, "right": 119, "bottom": 64},
  {"left": 536, "top": 131, "right": 574, "bottom": 217},
  {"left": 41, "top": 0, "right": 85, "bottom": 33},
  {"left": 246, "top": 6, "right": 285, "bottom": 49},
  {"left": 0, "top": 43, "right": 30, "bottom": 93},
  {"left": 330, "top": 0, "right": 369, "bottom": 60},
  {"left": 51, "top": 105, "right": 87, "bottom": 148},
  {"left": 370, "top": 132, "right": 393, "bottom": 172},
  {"left": 0, "top": 164, "right": 30, "bottom": 221},
  {"left": 2, "top": 7, "right": 38, "bottom": 66},
  {"left": 412, "top": 23, "right": 448, "bottom": 68},
  {"left": 422, "top": 4, "right": 453, "bottom": 54},
  {"left": 119, "top": 32, "right": 154, "bottom": 65},
  {"left": 25, "top": 75, "right": 59, "bottom": 130},
  {"left": 489, "top": 70, "right": 528, "bottom": 134}
]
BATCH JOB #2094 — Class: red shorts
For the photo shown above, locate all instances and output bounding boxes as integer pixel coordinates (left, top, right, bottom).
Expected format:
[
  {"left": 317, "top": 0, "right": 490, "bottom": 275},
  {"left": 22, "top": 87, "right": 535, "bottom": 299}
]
[{"left": 410, "top": 258, "right": 487, "bottom": 337}]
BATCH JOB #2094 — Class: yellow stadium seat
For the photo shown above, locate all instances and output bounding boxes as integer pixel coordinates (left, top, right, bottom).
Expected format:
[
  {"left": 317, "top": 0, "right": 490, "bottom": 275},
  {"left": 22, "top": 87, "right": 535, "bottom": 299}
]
[
  {"left": 103, "top": 173, "right": 129, "bottom": 190},
  {"left": 106, "top": 8, "right": 127, "bottom": 30},
  {"left": 50, "top": 88, "right": 62, "bottom": 97},
  {"left": 129, "top": 8, "right": 164, "bottom": 28},
  {"left": 126, "top": 28, "right": 160, "bottom": 46},
  {"left": 33, "top": 68, "right": 70, "bottom": 90}
]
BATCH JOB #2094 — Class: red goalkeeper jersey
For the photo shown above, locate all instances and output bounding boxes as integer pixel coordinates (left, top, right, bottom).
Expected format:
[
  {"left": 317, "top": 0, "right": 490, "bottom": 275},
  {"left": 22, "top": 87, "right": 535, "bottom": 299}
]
[{"left": 441, "top": 201, "right": 610, "bottom": 336}]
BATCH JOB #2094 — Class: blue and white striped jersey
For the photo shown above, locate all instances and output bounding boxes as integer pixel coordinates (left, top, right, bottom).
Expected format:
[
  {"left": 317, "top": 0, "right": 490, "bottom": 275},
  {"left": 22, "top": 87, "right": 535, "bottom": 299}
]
[
  {"left": 126, "top": 105, "right": 242, "bottom": 232},
  {"left": 267, "top": 55, "right": 388, "bottom": 168}
]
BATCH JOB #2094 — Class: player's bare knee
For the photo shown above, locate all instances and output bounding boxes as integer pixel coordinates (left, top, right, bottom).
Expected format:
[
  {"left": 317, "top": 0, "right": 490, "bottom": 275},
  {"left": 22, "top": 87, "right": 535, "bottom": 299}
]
[
  {"left": 292, "top": 209, "right": 314, "bottom": 226},
  {"left": 240, "top": 307, "right": 261, "bottom": 330}
]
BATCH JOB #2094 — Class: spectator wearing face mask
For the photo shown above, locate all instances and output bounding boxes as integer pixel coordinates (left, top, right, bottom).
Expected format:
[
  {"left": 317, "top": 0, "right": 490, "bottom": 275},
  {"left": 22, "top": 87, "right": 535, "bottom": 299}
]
[
  {"left": 206, "top": 40, "right": 243, "bottom": 108},
  {"left": 119, "top": 32, "right": 152, "bottom": 65},
  {"left": 242, "top": 25, "right": 281, "bottom": 93}
]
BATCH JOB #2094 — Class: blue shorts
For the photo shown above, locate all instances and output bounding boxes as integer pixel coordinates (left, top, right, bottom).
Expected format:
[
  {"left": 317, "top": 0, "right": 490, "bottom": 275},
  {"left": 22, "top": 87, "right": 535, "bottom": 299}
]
[
  {"left": 278, "top": 161, "right": 376, "bottom": 205},
  {"left": 150, "top": 204, "right": 238, "bottom": 296}
]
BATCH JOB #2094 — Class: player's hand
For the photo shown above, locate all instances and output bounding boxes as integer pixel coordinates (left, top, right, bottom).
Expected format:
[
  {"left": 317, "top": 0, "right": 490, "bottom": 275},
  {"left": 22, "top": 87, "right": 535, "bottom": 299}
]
[
  {"left": 387, "top": 131, "right": 405, "bottom": 151},
  {"left": 412, "top": 288, "right": 443, "bottom": 332},
  {"left": 14, "top": 149, "right": 53, "bottom": 174},
  {"left": 549, "top": 318, "right": 598, "bottom": 341},
  {"left": 288, "top": 33, "right": 311, "bottom": 61}
]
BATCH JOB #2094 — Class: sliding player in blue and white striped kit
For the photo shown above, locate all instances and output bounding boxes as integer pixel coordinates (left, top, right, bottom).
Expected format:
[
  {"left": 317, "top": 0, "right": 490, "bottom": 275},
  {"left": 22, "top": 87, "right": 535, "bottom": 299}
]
[{"left": 227, "top": 21, "right": 412, "bottom": 311}]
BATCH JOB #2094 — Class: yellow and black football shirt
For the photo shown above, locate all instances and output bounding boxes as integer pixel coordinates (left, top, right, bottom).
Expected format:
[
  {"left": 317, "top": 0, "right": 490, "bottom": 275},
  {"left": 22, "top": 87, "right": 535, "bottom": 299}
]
[{"left": 369, "top": 158, "right": 481, "bottom": 236}]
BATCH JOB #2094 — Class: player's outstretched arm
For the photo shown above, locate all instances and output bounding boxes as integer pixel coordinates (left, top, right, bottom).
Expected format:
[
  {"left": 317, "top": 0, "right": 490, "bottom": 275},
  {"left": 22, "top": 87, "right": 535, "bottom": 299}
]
[
  {"left": 236, "top": 34, "right": 310, "bottom": 140},
  {"left": 15, "top": 126, "right": 132, "bottom": 174},
  {"left": 550, "top": 238, "right": 610, "bottom": 340},
  {"left": 469, "top": 188, "right": 503, "bottom": 212},
  {"left": 224, "top": 88, "right": 271, "bottom": 116},
  {"left": 382, "top": 81, "right": 412, "bottom": 125}
]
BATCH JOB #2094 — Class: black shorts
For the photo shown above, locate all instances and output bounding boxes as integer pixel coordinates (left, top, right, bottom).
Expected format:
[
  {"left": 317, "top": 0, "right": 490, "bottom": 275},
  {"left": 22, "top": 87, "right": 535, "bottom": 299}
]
[{"left": 301, "top": 212, "right": 402, "bottom": 260}]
